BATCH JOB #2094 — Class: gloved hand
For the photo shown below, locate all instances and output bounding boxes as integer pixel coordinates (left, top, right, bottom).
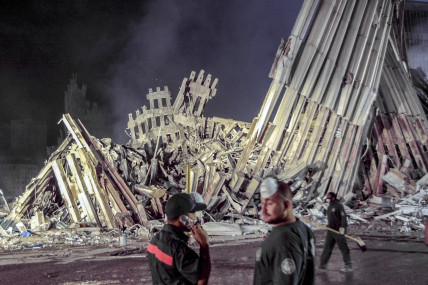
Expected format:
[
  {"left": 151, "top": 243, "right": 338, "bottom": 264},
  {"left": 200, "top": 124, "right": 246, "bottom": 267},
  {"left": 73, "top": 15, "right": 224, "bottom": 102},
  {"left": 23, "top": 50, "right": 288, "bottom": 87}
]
[{"left": 339, "top": 227, "right": 345, "bottom": 235}]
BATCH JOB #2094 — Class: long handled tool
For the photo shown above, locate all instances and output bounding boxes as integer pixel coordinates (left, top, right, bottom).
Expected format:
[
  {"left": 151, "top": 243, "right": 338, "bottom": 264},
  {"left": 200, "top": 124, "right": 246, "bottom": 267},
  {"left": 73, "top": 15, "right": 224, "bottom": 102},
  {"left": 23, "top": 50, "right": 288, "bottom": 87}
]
[{"left": 296, "top": 214, "right": 367, "bottom": 252}]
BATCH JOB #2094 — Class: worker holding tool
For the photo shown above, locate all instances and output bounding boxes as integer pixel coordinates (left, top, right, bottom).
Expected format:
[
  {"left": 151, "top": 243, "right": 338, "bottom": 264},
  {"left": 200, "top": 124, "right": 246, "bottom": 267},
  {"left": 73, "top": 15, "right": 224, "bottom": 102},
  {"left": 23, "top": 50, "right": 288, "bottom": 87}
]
[
  {"left": 253, "top": 177, "right": 315, "bottom": 285},
  {"left": 147, "top": 193, "right": 211, "bottom": 285},
  {"left": 318, "top": 192, "right": 352, "bottom": 272}
]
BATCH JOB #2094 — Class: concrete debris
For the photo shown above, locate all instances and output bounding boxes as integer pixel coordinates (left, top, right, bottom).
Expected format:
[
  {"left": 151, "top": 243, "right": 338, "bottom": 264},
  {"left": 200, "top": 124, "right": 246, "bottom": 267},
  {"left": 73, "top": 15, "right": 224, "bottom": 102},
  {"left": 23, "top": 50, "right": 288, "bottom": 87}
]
[
  {"left": 203, "top": 222, "right": 242, "bottom": 236},
  {"left": 2, "top": 0, "right": 428, "bottom": 248},
  {"left": 299, "top": 184, "right": 428, "bottom": 236},
  {"left": 0, "top": 189, "right": 10, "bottom": 217}
]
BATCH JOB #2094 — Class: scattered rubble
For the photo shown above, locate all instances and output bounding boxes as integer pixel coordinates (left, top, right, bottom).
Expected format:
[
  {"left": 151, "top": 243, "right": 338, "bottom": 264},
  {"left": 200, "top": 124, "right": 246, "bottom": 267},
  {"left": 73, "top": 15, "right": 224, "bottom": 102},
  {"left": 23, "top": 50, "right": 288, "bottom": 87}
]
[{"left": 1, "top": 0, "right": 428, "bottom": 248}]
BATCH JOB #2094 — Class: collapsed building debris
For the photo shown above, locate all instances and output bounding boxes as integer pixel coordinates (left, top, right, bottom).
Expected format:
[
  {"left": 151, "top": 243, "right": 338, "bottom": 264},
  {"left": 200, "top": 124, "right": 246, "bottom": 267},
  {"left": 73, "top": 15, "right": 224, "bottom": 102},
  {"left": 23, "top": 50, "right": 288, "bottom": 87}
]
[
  {"left": 1, "top": 0, "right": 428, "bottom": 243},
  {"left": 0, "top": 70, "right": 259, "bottom": 235},
  {"left": 0, "top": 190, "right": 9, "bottom": 218}
]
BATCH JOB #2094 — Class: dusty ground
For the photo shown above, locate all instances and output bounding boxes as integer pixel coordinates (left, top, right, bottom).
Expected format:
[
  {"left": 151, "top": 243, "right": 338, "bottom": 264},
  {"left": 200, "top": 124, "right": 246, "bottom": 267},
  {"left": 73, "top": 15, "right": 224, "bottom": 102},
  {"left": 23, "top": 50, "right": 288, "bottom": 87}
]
[{"left": 0, "top": 225, "right": 427, "bottom": 285}]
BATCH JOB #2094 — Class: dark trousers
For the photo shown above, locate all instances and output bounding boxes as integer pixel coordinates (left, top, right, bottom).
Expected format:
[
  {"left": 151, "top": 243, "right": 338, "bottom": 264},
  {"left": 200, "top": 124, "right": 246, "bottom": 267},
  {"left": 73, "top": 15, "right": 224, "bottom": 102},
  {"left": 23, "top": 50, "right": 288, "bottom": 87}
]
[{"left": 320, "top": 231, "right": 351, "bottom": 266}]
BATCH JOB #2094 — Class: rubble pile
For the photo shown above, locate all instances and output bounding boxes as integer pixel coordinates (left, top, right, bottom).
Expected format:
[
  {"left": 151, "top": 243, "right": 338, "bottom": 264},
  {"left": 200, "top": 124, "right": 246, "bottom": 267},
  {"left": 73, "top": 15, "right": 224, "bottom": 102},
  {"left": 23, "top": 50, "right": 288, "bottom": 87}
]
[
  {"left": 1, "top": 0, "right": 428, "bottom": 244},
  {"left": 0, "top": 70, "right": 271, "bottom": 236},
  {"left": 0, "top": 227, "right": 128, "bottom": 250}
]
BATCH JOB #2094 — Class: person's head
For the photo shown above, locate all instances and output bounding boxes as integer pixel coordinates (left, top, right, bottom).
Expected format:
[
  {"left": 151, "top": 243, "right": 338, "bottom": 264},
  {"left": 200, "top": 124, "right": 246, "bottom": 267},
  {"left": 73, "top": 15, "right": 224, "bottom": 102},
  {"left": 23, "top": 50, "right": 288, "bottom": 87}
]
[
  {"left": 259, "top": 177, "right": 295, "bottom": 226},
  {"left": 326, "top": 192, "right": 337, "bottom": 204},
  {"left": 165, "top": 192, "right": 206, "bottom": 231}
]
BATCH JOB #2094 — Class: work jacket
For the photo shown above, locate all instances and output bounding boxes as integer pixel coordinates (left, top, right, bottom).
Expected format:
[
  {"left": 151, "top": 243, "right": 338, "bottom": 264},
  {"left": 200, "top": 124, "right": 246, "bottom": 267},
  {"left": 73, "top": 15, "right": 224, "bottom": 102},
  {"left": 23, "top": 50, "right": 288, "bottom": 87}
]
[
  {"left": 253, "top": 219, "right": 315, "bottom": 285},
  {"left": 148, "top": 224, "right": 200, "bottom": 285},
  {"left": 327, "top": 200, "right": 348, "bottom": 231}
]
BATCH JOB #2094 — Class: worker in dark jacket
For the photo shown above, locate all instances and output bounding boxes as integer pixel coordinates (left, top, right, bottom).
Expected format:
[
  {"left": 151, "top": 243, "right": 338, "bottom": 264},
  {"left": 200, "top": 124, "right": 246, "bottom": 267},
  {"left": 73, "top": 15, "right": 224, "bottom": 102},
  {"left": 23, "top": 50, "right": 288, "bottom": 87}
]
[
  {"left": 253, "top": 177, "right": 315, "bottom": 285},
  {"left": 148, "top": 193, "right": 211, "bottom": 285},
  {"left": 318, "top": 192, "right": 352, "bottom": 272}
]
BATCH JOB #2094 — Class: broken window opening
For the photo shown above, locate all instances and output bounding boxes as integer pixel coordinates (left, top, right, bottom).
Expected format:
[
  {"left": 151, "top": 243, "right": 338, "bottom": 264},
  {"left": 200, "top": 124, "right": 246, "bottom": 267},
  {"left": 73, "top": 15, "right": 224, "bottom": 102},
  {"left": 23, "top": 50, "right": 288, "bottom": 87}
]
[
  {"left": 395, "top": 144, "right": 404, "bottom": 165},
  {"left": 371, "top": 142, "right": 379, "bottom": 166},
  {"left": 166, "top": 134, "right": 172, "bottom": 143},
  {"left": 301, "top": 99, "right": 309, "bottom": 114},
  {"left": 406, "top": 143, "right": 419, "bottom": 169},
  {"left": 158, "top": 136, "right": 164, "bottom": 147},
  {"left": 164, "top": 115, "right": 169, "bottom": 125},
  {"left": 312, "top": 107, "right": 319, "bottom": 121},
  {"left": 193, "top": 97, "right": 202, "bottom": 113},
  {"left": 383, "top": 144, "right": 395, "bottom": 168},
  {"left": 155, "top": 116, "right": 161, "bottom": 127},
  {"left": 175, "top": 132, "right": 180, "bottom": 140},
  {"left": 148, "top": 119, "right": 153, "bottom": 130}
]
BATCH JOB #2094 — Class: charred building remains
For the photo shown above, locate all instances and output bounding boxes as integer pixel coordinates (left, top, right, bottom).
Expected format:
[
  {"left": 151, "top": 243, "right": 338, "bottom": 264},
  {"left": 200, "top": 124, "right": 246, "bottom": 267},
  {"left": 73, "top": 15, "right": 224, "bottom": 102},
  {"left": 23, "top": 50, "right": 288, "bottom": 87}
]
[{"left": 1, "top": 0, "right": 428, "bottom": 235}]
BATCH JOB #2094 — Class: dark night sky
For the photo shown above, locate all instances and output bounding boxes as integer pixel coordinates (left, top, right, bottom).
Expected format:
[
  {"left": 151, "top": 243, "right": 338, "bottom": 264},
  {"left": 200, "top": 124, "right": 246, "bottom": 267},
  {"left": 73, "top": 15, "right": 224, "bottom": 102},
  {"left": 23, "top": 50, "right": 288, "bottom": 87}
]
[{"left": 0, "top": 1, "right": 304, "bottom": 146}]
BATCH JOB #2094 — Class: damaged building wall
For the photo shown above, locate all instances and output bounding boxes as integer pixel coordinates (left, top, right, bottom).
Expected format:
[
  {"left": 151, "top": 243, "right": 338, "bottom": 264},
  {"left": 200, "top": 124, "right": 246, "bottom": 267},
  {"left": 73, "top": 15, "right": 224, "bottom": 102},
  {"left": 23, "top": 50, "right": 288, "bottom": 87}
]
[
  {"left": 0, "top": 119, "right": 47, "bottom": 202},
  {"left": 64, "top": 75, "right": 111, "bottom": 139},
  {"left": 1, "top": 0, "right": 428, "bottom": 234},
  {"left": 0, "top": 70, "right": 253, "bottom": 230},
  {"left": 235, "top": 0, "right": 428, "bottom": 202}
]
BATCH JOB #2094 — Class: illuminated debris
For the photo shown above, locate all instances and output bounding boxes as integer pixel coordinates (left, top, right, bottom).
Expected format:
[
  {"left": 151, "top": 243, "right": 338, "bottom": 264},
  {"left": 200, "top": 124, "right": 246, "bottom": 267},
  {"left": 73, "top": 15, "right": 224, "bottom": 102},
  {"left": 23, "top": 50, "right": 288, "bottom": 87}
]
[
  {"left": 0, "top": 189, "right": 10, "bottom": 217},
  {"left": 2, "top": 1, "right": 428, "bottom": 238}
]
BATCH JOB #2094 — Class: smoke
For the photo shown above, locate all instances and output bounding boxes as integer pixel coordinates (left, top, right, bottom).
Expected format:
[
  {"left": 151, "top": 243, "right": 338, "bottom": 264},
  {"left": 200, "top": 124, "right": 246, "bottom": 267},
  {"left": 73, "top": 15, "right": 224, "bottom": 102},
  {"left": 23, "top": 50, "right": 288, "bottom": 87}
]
[
  {"left": 408, "top": 43, "right": 428, "bottom": 76},
  {"left": 406, "top": 6, "right": 428, "bottom": 79},
  {"left": 0, "top": 75, "right": 46, "bottom": 122},
  {"left": 100, "top": 1, "right": 303, "bottom": 144}
]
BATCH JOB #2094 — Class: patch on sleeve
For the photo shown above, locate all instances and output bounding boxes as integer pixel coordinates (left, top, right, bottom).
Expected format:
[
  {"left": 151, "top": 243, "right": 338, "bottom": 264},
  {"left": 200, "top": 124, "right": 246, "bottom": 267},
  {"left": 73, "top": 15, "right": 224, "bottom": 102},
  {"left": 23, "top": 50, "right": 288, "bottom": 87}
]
[
  {"left": 281, "top": 258, "right": 296, "bottom": 275},
  {"left": 331, "top": 207, "right": 335, "bottom": 212},
  {"left": 256, "top": 247, "right": 262, "bottom": 262}
]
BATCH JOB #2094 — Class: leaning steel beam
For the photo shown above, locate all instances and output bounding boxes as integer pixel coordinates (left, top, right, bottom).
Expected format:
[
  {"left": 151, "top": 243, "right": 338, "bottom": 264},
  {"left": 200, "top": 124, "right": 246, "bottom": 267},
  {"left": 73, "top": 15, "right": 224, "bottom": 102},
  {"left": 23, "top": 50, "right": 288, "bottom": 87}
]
[
  {"left": 66, "top": 153, "right": 104, "bottom": 227},
  {"left": 289, "top": 101, "right": 319, "bottom": 164},
  {"left": 76, "top": 148, "right": 117, "bottom": 229},
  {"left": 302, "top": 0, "right": 354, "bottom": 102},
  {"left": 267, "top": 0, "right": 340, "bottom": 152},
  {"left": 378, "top": 114, "right": 401, "bottom": 168},
  {"left": 333, "top": 125, "right": 359, "bottom": 197},
  {"left": 252, "top": 0, "right": 318, "bottom": 140},
  {"left": 60, "top": 114, "right": 147, "bottom": 226},
  {"left": 352, "top": 1, "right": 392, "bottom": 125},
  {"left": 340, "top": 7, "right": 380, "bottom": 118},
  {"left": 1, "top": 135, "right": 73, "bottom": 229},
  {"left": 301, "top": 107, "right": 331, "bottom": 165},
  {"left": 52, "top": 160, "right": 82, "bottom": 223},
  {"left": 240, "top": 176, "right": 262, "bottom": 214},
  {"left": 324, "top": 0, "right": 370, "bottom": 111},
  {"left": 397, "top": 114, "right": 428, "bottom": 172},
  {"left": 74, "top": 117, "right": 149, "bottom": 227}
]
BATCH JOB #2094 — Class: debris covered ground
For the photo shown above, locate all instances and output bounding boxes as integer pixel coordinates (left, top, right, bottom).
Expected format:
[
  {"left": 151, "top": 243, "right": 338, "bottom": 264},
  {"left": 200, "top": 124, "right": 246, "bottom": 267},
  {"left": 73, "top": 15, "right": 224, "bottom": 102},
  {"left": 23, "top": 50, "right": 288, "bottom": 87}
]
[
  {"left": 0, "top": 226, "right": 427, "bottom": 285},
  {"left": 1, "top": 1, "right": 428, "bottom": 283}
]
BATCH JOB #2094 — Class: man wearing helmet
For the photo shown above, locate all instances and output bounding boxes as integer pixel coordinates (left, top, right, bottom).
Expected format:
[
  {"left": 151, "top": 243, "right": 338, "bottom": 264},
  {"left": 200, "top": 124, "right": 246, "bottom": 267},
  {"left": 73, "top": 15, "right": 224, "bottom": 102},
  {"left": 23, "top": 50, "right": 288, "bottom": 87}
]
[{"left": 253, "top": 176, "right": 315, "bottom": 285}]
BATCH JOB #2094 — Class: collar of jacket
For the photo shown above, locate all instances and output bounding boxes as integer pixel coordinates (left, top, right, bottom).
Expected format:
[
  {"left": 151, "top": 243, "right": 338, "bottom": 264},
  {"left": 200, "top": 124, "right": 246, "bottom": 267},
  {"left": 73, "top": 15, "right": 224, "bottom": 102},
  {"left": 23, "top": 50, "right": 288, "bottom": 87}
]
[{"left": 163, "top": 224, "right": 190, "bottom": 243}]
